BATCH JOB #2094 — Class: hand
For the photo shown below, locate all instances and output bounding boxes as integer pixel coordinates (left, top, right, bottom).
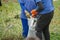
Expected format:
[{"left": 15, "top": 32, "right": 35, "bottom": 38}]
[
  {"left": 31, "top": 9, "right": 38, "bottom": 18},
  {"left": 25, "top": 10, "right": 30, "bottom": 18}
]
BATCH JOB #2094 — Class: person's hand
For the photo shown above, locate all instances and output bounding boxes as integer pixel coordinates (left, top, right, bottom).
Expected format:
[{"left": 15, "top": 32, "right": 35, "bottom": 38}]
[
  {"left": 31, "top": 9, "right": 38, "bottom": 18},
  {"left": 25, "top": 10, "right": 30, "bottom": 18}
]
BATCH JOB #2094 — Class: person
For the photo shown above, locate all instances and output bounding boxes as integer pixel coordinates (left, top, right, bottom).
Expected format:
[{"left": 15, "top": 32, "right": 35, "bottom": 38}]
[
  {"left": 18, "top": 0, "right": 29, "bottom": 38},
  {"left": 18, "top": 0, "right": 54, "bottom": 40},
  {"left": 31, "top": 0, "right": 54, "bottom": 40}
]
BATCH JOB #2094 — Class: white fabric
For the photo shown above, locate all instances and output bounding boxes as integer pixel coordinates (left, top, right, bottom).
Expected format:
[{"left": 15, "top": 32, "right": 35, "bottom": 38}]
[{"left": 27, "top": 17, "right": 37, "bottom": 37}]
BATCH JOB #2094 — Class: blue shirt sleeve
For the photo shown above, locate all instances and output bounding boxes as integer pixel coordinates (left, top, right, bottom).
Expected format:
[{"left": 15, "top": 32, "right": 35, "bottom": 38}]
[
  {"left": 35, "top": 0, "right": 41, "bottom": 3},
  {"left": 20, "top": 3, "right": 26, "bottom": 11},
  {"left": 18, "top": 0, "right": 26, "bottom": 11}
]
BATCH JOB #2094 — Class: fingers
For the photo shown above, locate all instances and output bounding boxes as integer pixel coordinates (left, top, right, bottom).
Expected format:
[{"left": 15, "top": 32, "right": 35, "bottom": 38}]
[
  {"left": 25, "top": 10, "right": 30, "bottom": 18},
  {"left": 31, "top": 9, "right": 38, "bottom": 18}
]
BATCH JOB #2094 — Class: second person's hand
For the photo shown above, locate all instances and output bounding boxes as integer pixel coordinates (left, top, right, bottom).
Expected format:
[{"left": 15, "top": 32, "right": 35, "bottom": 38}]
[{"left": 31, "top": 9, "right": 38, "bottom": 18}]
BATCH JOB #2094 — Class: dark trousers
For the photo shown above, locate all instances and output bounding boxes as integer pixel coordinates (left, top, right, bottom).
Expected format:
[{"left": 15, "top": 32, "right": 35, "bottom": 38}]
[{"left": 35, "top": 11, "right": 54, "bottom": 40}]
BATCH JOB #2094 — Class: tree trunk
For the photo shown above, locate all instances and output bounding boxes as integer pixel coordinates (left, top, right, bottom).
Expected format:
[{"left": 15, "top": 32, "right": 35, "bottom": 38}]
[{"left": 0, "top": 0, "right": 2, "bottom": 6}]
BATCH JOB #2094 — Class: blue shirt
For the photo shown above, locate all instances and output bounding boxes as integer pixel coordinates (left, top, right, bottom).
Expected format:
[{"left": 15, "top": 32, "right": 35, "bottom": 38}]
[{"left": 18, "top": 0, "right": 54, "bottom": 19}]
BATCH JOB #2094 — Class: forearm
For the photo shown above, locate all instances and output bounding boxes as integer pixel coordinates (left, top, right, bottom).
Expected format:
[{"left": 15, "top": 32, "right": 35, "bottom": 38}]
[
  {"left": 20, "top": 3, "right": 26, "bottom": 11},
  {"left": 36, "top": 1, "right": 44, "bottom": 12},
  {"left": 20, "top": 3, "right": 30, "bottom": 18}
]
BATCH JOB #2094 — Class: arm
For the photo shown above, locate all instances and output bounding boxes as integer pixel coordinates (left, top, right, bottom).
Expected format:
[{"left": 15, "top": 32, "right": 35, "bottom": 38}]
[
  {"left": 31, "top": 0, "right": 44, "bottom": 17},
  {"left": 36, "top": 1, "right": 44, "bottom": 12},
  {"left": 20, "top": 3, "right": 26, "bottom": 11},
  {"left": 18, "top": 0, "right": 26, "bottom": 11},
  {"left": 18, "top": 0, "right": 30, "bottom": 18}
]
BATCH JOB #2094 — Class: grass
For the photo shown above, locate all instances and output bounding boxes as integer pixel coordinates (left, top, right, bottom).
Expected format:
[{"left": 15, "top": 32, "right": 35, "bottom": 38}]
[
  {"left": 0, "top": 1, "right": 23, "bottom": 40},
  {"left": 50, "top": 0, "right": 60, "bottom": 40},
  {"left": 0, "top": 0, "right": 60, "bottom": 40}
]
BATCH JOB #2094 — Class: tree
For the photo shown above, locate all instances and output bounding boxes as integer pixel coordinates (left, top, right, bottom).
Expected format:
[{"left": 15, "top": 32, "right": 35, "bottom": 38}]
[{"left": 0, "top": 0, "right": 2, "bottom": 6}]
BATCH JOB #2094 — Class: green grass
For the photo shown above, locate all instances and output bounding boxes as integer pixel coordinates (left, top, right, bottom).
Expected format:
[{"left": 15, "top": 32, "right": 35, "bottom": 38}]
[
  {"left": 50, "top": 0, "right": 60, "bottom": 40},
  {"left": 0, "top": 0, "right": 60, "bottom": 40},
  {"left": 0, "top": 1, "right": 23, "bottom": 40}
]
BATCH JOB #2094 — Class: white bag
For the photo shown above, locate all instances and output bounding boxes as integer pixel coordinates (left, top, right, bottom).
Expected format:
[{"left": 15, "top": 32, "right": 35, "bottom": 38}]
[
  {"left": 25, "top": 17, "right": 41, "bottom": 40},
  {"left": 26, "top": 17, "right": 45, "bottom": 40},
  {"left": 27, "top": 17, "right": 37, "bottom": 38}
]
